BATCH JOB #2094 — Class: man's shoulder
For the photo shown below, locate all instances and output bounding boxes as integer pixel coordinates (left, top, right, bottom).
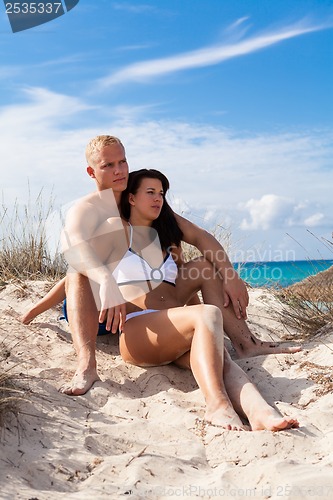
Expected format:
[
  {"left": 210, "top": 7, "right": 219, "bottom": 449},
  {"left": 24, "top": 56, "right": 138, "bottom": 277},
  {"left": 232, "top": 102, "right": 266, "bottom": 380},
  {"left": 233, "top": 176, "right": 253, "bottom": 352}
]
[{"left": 66, "top": 195, "right": 96, "bottom": 220}]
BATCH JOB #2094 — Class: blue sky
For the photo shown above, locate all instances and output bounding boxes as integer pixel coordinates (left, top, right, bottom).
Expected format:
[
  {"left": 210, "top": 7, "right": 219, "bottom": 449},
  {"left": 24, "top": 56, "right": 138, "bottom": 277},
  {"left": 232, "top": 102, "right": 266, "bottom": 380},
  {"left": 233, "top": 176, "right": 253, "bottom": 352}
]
[{"left": 1, "top": 0, "right": 333, "bottom": 261}]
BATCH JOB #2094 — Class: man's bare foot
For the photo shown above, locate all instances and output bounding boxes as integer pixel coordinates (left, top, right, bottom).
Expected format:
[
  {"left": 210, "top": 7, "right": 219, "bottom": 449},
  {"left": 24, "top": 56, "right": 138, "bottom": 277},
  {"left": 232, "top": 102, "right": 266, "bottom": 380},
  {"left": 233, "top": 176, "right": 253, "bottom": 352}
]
[
  {"left": 60, "top": 367, "right": 100, "bottom": 396},
  {"left": 235, "top": 338, "right": 301, "bottom": 359},
  {"left": 205, "top": 403, "right": 248, "bottom": 431},
  {"left": 249, "top": 407, "right": 299, "bottom": 431}
]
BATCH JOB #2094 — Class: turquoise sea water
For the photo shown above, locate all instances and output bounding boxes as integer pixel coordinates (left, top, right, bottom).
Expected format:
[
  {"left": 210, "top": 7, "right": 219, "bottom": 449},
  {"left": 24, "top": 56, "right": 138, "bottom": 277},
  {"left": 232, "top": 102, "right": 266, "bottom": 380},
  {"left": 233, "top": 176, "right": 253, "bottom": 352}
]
[{"left": 234, "top": 259, "right": 333, "bottom": 288}]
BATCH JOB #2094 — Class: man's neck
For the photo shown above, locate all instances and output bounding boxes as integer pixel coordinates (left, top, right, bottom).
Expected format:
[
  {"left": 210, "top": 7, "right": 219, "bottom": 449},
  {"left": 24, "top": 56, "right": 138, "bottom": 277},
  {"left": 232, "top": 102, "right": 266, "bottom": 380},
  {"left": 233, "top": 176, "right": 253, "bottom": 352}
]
[
  {"left": 94, "top": 188, "right": 122, "bottom": 215},
  {"left": 113, "top": 191, "right": 122, "bottom": 208}
]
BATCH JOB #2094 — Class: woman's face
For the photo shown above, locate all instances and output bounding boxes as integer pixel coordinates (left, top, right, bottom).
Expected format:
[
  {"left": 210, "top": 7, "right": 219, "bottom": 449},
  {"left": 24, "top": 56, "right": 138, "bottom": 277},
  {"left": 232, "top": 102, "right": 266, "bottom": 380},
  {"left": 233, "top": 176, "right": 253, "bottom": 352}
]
[{"left": 129, "top": 177, "right": 164, "bottom": 222}]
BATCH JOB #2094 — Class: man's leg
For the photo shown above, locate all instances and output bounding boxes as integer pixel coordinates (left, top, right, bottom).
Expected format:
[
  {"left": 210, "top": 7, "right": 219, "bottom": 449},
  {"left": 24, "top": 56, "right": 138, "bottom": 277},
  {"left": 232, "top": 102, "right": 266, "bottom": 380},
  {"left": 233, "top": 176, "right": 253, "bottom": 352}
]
[
  {"left": 176, "top": 257, "right": 301, "bottom": 358},
  {"left": 60, "top": 272, "right": 100, "bottom": 395}
]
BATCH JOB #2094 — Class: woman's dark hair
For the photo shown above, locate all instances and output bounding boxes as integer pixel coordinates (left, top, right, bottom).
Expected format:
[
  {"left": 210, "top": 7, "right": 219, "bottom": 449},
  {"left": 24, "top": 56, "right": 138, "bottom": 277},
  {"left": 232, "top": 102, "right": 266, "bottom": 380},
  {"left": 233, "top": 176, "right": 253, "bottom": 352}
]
[{"left": 120, "top": 169, "right": 183, "bottom": 250}]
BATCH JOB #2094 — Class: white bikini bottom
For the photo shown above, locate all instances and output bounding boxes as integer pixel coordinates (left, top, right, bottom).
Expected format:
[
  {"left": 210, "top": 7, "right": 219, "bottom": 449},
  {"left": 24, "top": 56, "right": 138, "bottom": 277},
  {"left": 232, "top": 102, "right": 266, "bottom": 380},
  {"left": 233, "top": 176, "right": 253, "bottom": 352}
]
[{"left": 125, "top": 309, "right": 159, "bottom": 322}]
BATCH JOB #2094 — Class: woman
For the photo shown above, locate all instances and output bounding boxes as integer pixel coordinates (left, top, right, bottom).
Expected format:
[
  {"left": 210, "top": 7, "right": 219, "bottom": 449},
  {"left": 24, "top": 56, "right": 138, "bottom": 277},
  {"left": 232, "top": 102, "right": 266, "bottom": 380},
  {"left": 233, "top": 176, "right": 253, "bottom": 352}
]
[
  {"left": 102, "top": 169, "right": 299, "bottom": 431},
  {"left": 21, "top": 169, "right": 299, "bottom": 431}
]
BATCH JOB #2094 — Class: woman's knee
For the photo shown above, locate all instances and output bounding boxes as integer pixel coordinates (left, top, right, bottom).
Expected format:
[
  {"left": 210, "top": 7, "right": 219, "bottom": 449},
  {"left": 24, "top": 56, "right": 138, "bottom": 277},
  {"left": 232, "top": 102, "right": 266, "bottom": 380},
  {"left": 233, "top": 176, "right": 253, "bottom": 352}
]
[
  {"left": 195, "top": 304, "right": 223, "bottom": 329},
  {"left": 191, "top": 257, "right": 222, "bottom": 283}
]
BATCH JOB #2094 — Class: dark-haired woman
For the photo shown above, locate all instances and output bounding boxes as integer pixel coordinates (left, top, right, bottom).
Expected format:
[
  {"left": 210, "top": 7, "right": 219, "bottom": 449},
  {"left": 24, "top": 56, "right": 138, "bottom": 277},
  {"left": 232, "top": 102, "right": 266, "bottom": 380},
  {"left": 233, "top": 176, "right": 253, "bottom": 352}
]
[{"left": 106, "top": 169, "right": 299, "bottom": 431}]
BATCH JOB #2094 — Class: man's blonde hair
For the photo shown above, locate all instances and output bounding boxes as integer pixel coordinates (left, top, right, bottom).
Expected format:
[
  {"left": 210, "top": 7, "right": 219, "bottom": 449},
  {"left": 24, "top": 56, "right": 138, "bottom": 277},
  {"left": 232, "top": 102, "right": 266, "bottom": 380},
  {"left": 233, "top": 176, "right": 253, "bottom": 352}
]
[{"left": 85, "top": 135, "right": 124, "bottom": 166}]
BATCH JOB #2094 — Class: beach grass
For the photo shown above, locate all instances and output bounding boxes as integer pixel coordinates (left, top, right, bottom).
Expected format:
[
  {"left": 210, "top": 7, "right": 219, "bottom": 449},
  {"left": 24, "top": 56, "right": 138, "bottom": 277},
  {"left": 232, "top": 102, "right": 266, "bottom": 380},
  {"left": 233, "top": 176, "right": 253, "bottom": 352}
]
[
  {"left": 274, "top": 263, "right": 333, "bottom": 338},
  {"left": 273, "top": 235, "right": 333, "bottom": 338},
  {"left": 0, "top": 359, "right": 27, "bottom": 428},
  {"left": 0, "top": 190, "right": 66, "bottom": 426},
  {"left": 0, "top": 188, "right": 66, "bottom": 281}
]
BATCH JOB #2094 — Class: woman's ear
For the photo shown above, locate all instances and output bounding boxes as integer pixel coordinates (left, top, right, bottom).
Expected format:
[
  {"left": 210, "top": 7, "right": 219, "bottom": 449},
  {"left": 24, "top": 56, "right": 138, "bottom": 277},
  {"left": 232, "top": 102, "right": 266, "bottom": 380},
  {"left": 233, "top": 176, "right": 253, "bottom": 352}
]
[
  {"left": 87, "top": 166, "right": 95, "bottom": 179},
  {"left": 128, "top": 193, "right": 135, "bottom": 206}
]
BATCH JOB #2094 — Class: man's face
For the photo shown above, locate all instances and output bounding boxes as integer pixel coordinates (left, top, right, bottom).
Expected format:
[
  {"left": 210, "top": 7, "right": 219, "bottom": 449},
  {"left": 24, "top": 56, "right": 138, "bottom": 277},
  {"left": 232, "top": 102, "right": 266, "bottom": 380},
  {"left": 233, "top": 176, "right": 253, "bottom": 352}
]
[{"left": 87, "top": 143, "right": 129, "bottom": 193}]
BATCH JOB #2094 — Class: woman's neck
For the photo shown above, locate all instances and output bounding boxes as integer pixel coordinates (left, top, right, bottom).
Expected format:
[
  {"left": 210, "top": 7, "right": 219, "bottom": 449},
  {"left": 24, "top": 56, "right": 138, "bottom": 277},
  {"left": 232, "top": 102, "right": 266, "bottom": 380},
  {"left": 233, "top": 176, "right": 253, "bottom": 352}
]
[{"left": 129, "top": 213, "right": 153, "bottom": 227}]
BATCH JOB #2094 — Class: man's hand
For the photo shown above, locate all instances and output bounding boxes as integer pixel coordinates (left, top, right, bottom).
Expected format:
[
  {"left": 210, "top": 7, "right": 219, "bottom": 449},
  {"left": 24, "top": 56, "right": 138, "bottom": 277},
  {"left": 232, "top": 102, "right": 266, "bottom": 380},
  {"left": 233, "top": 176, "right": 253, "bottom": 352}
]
[
  {"left": 98, "top": 277, "right": 126, "bottom": 333},
  {"left": 99, "top": 304, "right": 127, "bottom": 334},
  {"left": 222, "top": 269, "right": 249, "bottom": 320}
]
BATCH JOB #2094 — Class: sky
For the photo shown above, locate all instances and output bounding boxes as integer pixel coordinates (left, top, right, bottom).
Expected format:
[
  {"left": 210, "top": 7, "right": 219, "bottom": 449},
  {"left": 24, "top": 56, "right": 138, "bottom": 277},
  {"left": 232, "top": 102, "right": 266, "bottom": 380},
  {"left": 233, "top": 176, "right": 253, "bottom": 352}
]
[{"left": 1, "top": 0, "right": 333, "bottom": 262}]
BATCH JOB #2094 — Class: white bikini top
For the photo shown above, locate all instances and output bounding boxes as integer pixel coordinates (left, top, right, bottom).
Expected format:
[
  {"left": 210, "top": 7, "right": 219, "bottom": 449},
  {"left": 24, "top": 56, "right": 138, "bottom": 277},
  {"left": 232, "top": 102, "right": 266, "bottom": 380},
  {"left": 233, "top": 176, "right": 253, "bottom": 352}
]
[{"left": 112, "top": 223, "right": 177, "bottom": 287}]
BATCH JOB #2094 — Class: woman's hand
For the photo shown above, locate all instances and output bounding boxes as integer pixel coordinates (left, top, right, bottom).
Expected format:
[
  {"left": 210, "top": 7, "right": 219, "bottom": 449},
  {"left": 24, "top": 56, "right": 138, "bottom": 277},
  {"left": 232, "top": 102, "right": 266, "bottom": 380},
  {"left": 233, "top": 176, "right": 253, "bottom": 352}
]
[{"left": 222, "top": 269, "right": 249, "bottom": 320}]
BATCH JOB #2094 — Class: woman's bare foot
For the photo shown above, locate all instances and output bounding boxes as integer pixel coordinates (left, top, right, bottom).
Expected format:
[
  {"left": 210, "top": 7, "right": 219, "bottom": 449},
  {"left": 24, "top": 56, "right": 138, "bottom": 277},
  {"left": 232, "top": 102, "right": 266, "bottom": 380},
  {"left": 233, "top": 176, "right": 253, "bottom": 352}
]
[
  {"left": 205, "top": 402, "right": 248, "bottom": 431},
  {"left": 249, "top": 407, "right": 299, "bottom": 431},
  {"left": 235, "top": 338, "right": 302, "bottom": 359},
  {"left": 60, "top": 367, "right": 100, "bottom": 396}
]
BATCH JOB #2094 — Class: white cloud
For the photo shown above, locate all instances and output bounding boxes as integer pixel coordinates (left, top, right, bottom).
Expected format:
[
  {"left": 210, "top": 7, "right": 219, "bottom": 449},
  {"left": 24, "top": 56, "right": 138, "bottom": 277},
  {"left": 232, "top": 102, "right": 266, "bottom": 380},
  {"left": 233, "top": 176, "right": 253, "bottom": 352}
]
[
  {"left": 304, "top": 213, "right": 324, "bottom": 226},
  {"left": 240, "top": 194, "right": 295, "bottom": 230},
  {"left": 99, "top": 19, "right": 330, "bottom": 87},
  {"left": 0, "top": 88, "right": 95, "bottom": 205},
  {"left": 240, "top": 195, "right": 330, "bottom": 231}
]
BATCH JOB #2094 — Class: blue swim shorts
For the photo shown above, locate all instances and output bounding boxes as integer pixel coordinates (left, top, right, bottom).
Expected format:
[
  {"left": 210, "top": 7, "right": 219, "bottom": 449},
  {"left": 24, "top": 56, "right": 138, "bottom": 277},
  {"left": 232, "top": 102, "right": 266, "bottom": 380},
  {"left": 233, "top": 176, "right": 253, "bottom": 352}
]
[{"left": 62, "top": 299, "right": 110, "bottom": 336}]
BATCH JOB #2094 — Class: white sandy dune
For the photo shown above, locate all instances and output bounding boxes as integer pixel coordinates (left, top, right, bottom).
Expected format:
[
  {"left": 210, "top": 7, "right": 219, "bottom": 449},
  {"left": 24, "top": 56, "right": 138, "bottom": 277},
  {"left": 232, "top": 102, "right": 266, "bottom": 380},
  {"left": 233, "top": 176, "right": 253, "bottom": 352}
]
[{"left": 1, "top": 281, "right": 333, "bottom": 499}]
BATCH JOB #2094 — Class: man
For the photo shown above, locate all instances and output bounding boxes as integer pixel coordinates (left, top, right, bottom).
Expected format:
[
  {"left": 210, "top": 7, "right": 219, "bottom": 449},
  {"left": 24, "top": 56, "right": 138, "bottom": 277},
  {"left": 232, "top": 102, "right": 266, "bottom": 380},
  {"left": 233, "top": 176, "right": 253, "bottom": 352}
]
[{"left": 61, "top": 135, "right": 300, "bottom": 395}]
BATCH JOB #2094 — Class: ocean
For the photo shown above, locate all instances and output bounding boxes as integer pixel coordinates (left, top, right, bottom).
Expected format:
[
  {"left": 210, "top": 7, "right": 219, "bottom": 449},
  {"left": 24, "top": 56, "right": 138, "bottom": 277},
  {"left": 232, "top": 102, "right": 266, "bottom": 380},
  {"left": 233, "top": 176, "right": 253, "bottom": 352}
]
[{"left": 234, "top": 259, "right": 333, "bottom": 288}]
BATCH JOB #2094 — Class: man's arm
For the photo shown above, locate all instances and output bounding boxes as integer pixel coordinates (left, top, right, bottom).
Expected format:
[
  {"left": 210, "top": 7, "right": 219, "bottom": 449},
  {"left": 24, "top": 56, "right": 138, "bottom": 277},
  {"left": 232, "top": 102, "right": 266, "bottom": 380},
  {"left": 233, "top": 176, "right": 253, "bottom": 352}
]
[
  {"left": 61, "top": 195, "right": 127, "bottom": 331},
  {"left": 62, "top": 201, "right": 116, "bottom": 282},
  {"left": 175, "top": 213, "right": 249, "bottom": 319}
]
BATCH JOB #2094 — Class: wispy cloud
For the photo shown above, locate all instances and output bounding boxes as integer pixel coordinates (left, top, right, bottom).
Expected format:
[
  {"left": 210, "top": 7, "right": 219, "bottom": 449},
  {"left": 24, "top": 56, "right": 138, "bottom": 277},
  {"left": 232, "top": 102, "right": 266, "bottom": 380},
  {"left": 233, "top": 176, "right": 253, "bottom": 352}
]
[
  {"left": 99, "top": 19, "right": 330, "bottom": 88},
  {"left": 112, "top": 3, "right": 161, "bottom": 14},
  {"left": 114, "top": 43, "right": 155, "bottom": 53},
  {"left": 34, "top": 54, "right": 87, "bottom": 68},
  {"left": 0, "top": 66, "right": 22, "bottom": 80},
  {"left": 230, "top": 17, "right": 251, "bottom": 29},
  {"left": 0, "top": 86, "right": 92, "bottom": 125}
]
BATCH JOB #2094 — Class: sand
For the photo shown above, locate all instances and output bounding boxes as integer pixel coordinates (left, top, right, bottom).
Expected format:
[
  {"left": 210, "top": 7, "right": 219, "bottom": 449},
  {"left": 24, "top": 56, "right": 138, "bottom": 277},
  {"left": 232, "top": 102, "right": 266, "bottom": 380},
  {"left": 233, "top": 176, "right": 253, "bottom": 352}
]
[{"left": 1, "top": 281, "right": 333, "bottom": 499}]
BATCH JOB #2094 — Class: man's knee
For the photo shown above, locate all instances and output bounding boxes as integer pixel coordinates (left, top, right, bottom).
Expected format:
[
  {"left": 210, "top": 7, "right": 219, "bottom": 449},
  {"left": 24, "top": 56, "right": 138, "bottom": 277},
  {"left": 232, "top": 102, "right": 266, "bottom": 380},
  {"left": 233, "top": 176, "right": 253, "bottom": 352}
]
[{"left": 66, "top": 271, "right": 90, "bottom": 291}]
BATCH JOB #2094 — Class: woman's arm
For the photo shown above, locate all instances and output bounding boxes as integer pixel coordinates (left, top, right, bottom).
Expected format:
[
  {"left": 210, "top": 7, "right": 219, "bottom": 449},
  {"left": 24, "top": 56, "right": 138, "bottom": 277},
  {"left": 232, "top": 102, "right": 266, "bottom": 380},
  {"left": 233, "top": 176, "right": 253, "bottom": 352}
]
[
  {"left": 174, "top": 213, "right": 248, "bottom": 319},
  {"left": 170, "top": 244, "right": 202, "bottom": 306}
]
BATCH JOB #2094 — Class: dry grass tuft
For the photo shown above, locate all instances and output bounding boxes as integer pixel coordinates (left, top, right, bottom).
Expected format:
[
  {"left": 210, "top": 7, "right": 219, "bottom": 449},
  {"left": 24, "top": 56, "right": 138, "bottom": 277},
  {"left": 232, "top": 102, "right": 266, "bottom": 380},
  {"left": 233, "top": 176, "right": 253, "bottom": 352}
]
[
  {"left": 299, "top": 361, "right": 333, "bottom": 396},
  {"left": 274, "top": 265, "right": 333, "bottom": 339},
  {"left": 0, "top": 367, "right": 26, "bottom": 428},
  {"left": 0, "top": 188, "right": 66, "bottom": 281},
  {"left": 0, "top": 188, "right": 65, "bottom": 428}
]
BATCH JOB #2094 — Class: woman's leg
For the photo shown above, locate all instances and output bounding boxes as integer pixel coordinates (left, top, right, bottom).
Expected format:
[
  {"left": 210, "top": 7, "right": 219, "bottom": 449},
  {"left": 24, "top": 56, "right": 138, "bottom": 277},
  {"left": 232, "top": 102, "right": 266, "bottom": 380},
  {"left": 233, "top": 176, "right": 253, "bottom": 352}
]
[
  {"left": 173, "top": 349, "right": 299, "bottom": 431},
  {"left": 20, "top": 277, "right": 66, "bottom": 324},
  {"left": 222, "top": 350, "right": 299, "bottom": 431},
  {"left": 120, "top": 304, "right": 246, "bottom": 430},
  {"left": 175, "top": 257, "right": 301, "bottom": 357}
]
